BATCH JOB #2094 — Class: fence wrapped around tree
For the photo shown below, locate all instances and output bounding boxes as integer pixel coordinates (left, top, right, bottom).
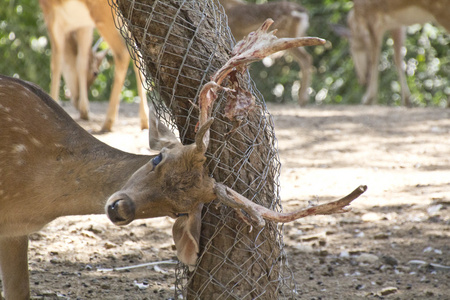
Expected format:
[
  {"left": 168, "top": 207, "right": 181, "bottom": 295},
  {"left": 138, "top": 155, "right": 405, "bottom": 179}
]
[{"left": 108, "top": 0, "right": 296, "bottom": 298}]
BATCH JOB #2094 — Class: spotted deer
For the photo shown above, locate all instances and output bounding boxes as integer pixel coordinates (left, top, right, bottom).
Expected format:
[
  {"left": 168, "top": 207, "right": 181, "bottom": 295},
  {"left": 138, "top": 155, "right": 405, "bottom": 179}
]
[
  {"left": 61, "top": 32, "right": 107, "bottom": 107},
  {"left": 0, "top": 20, "right": 366, "bottom": 299},
  {"left": 39, "top": 0, "right": 149, "bottom": 131},
  {"left": 219, "top": 0, "right": 313, "bottom": 106},
  {"left": 346, "top": 0, "right": 450, "bottom": 106}
]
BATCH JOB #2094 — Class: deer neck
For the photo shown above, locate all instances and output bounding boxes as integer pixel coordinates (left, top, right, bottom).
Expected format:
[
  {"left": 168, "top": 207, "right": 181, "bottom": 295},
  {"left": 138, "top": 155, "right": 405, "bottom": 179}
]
[
  {"left": 0, "top": 76, "right": 152, "bottom": 235},
  {"left": 1, "top": 126, "right": 151, "bottom": 236},
  {"left": 48, "top": 140, "right": 152, "bottom": 216}
]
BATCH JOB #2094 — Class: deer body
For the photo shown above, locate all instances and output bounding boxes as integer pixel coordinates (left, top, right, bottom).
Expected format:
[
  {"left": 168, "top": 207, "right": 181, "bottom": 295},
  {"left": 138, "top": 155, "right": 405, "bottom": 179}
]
[
  {"left": 39, "top": 0, "right": 149, "bottom": 131},
  {"left": 0, "top": 75, "right": 215, "bottom": 299},
  {"left": 347, "top": 0, "right": 450, "bottom": 105},
  {"left": 219, "top": 0, "right": 313, "bottom": 105}
]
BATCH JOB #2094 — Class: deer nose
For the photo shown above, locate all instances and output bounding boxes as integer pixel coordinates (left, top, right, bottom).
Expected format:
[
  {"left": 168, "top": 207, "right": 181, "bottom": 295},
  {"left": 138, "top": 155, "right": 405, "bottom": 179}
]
[{"left": 106, "top": 193, "right": 136, "bottom": 225}]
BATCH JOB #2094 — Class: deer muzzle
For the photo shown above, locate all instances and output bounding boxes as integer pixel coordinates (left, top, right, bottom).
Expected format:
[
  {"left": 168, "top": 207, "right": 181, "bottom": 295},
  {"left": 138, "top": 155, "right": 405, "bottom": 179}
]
[{"left": 106, "top": 193, "right": 136, "bottom": 225}]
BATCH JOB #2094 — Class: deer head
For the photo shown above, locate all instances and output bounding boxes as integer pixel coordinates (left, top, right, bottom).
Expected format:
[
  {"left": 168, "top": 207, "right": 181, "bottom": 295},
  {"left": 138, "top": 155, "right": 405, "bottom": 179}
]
[
  {"left": 106, "top": 19, "right": 367, "bottom": 268},
  {"left": 105, "top": 106, "right": 218, "bottom": 265}
]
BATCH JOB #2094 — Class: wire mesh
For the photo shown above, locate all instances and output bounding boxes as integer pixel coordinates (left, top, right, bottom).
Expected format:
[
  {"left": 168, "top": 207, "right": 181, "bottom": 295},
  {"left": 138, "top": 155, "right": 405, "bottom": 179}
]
[{"left": 108, "top": 0, "right": 297, "bottom": 298}]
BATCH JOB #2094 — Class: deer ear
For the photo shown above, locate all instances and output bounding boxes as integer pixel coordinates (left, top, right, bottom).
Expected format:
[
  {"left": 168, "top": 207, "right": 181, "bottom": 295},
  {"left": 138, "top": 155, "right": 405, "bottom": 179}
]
[
  {"left": 172, "top": 204, "right": 203, "bottom": 270},
  {"left": 148, "top": 105, "right": 181, "bottom": 150}
]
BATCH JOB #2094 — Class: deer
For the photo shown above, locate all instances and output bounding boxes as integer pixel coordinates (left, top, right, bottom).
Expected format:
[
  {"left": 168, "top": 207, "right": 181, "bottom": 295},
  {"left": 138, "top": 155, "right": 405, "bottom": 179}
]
[
  {"left": 0, "top": 20, "right": 367, "bottom": 299},
  {"left": 219, "top": 0, "right": 314, "bottom": 106},
  {"left": 346, "top": 0, "right": 450, "bottom": 106},
  {"left": 39, "top": 0, "right": 149, "bottom": 132},
  {"left": 61, "top": 32, "right": 107, "bottom": 107}
]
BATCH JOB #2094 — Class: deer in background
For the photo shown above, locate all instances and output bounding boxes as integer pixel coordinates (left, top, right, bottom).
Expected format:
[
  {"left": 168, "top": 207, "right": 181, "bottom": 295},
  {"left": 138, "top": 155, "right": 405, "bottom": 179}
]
[
  {"left": 61, "top": 32, "right": 107, "bottom": 107},
  {"left": 0, "top": 21, "right": 366, "bottom": 299},
  {"left": 219, "top": 0, "right": 314, "bottom": 106},
  {"left": 346, "top": 0, "right": 450, "bottom": 106},
  {"left": 39, "top": 0, "right": 149, "bottom": 132}
]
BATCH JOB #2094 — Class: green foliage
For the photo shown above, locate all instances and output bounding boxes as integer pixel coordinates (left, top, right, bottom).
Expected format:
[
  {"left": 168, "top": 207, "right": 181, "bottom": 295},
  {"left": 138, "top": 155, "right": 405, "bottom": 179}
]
[
  {"left": 0, "top": 0, "right": 139, "bottom": 103},
  {"left": 247, "top": 0, "right": 449, "bottom": 106},
  {"left": 0, "top": 0, "right": 50, "bottom": 88}
]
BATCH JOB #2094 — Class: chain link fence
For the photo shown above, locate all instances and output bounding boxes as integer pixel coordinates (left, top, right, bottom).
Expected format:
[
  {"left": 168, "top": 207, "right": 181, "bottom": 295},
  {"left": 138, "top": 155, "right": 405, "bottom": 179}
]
[{"left": 108, "top": 0, "right": 296, "bottom": 298}]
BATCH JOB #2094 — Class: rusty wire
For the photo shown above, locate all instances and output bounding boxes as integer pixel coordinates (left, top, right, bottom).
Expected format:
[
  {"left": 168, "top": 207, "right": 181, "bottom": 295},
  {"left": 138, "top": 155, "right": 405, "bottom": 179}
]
[{"left": 108, "top": 0, "right": 296, "bottom": 298}]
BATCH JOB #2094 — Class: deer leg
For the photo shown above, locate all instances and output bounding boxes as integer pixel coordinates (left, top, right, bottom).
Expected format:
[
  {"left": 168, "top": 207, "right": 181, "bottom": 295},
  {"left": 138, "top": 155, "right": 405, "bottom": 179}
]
[
  {"left": 391, "top": 27, "right": 411, "bottom": 107},
  {"left": 133, "top": 63, "right": 149, "bottom": 130},
  {"left": 0, "top": 236, "right": 30, "bottom": 300},
  {"left": 289, "top": 47, "right": 313, "bottom": 106},
  {"left": 75, "top": 27, "right": 94, "bottom": 120},
  {"left": 96, "top": 22, "right": 130, "bottom": 132},
  {"left": 362, "top": 25, "right": 383, "bottom": 105},
  {"left": 49, "top": 27, "right": 65, "bottom": 103}
]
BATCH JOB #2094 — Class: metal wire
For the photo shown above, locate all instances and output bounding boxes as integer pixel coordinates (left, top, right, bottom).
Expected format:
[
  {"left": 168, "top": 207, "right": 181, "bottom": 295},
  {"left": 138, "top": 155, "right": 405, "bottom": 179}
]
[{"left": 108, "top": 0, "right": 296, "bottom": 298}]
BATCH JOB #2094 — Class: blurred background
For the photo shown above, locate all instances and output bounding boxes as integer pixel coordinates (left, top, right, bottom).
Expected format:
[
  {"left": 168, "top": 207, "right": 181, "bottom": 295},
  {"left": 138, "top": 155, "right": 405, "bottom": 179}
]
[{"left": 1, "top": 0, "right": 449, "bottom": 106}]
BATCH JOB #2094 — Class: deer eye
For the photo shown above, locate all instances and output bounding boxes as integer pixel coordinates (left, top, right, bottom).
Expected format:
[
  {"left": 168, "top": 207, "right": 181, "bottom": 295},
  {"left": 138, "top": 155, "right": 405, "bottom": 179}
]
[
  {"left": 174, "top": 213, "right": 188, "bottom": 218},
  {"left": 152, "top": 153, "right": 163, "bottom": 167}
]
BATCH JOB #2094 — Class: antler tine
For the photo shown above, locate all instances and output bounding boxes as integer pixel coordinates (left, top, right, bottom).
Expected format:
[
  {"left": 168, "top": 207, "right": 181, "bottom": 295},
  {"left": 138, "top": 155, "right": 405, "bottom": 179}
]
[
  {"left": 195, "top": 117, "right": 214, "bottom": 153},
  {"left": 214, "top": 183, "right": 367, "bottom": 225},
  {"left": 197, "top": 81, "right": 222, "bottom": 152}
]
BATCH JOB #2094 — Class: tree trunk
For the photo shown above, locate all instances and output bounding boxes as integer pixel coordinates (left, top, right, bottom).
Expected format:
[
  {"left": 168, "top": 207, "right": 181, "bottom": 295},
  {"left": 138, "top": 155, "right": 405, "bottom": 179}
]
[{"left": 111, "top": 0, "right": 294, "bottom": 298}]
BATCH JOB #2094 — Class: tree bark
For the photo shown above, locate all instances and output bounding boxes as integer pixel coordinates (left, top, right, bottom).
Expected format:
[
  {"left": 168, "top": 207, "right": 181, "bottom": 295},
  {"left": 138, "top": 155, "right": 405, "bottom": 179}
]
[{"left": 112, "top": 0, "right": 293, "bottom": 298}]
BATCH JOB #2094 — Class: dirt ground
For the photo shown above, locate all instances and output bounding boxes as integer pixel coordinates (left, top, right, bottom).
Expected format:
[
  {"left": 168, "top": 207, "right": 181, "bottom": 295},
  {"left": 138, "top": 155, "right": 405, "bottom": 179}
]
[{"left": 21, "top": 101, "right": 449, "bottom": 299}]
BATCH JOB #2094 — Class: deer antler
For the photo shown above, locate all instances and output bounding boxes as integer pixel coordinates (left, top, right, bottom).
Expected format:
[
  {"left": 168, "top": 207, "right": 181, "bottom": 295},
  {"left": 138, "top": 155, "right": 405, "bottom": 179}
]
[
  {"left": 197, "top": 18, "right": 326, "bottom": 149},
  {"left": 214, "top": 18, "right": 325, "bottom": 84},
  {"left": 195, "top": 19, "right": 366, "bottom": 226},
  {"left": 214, "top": 184, "right": 368, "bottom": 227}
]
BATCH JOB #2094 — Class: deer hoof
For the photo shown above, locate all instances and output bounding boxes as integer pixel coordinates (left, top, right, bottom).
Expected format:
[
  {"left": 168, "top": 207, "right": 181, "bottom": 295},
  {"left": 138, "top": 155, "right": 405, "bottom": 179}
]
[{"left": 106, "top": 194, "right": 136, "bottom": 225}]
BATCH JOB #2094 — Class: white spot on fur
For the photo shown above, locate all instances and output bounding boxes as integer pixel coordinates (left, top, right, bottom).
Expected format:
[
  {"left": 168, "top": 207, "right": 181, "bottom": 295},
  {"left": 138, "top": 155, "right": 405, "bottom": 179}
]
[
  {"left": 12, "top": 126, "right": 29, "bottom": 135},
  {"left": 0, "top": 103, "right": 11, "bottom": 113},
  {"left": 31, "top": 137, "right": 43, "bottom": 147},
  {"left": 20, "top": 90, "right": 30, "bottom": 97},
  {"left": 12, "top": 144, "right": 27, "bottom": 153},
  {"left": 11, "top": 144, "right": 27, "bottom": 166}
]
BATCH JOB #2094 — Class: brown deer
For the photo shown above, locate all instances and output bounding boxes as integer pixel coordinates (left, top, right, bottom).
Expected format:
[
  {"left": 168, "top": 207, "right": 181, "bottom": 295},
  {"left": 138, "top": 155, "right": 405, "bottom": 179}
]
[
  {"left": 39, "top": 0, "right": 149, "bottom": 131},
  {"left": 219, "top": 0, "right": 313, "bottom": 106},
  {"left": 0, "top": 20, "right": 366, "bottom": 299},
  {"left": 346, "top": 0, "right": 450, "bottom": 105},
  {"left": 61, "top": 32, "right": 107, "bottom": 107}
]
